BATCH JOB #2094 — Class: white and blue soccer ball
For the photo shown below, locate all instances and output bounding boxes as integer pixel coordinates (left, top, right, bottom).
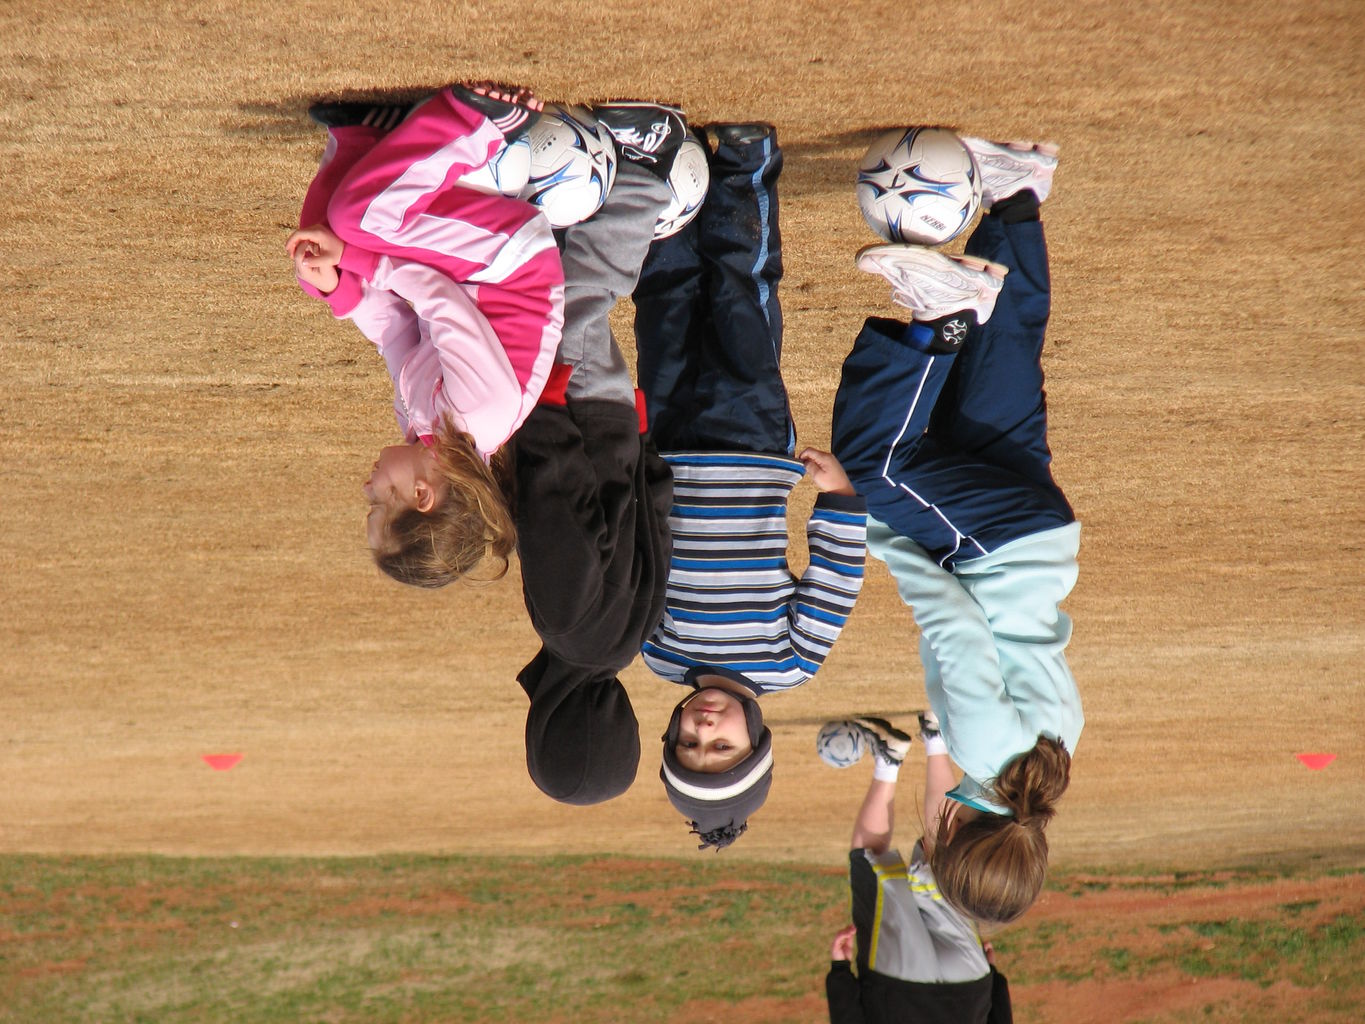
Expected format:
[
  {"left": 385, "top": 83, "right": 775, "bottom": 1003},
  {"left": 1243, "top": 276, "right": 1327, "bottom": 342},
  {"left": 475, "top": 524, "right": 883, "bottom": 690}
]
[
  {"left": 654, "top": 134, "right": 710, "bottom": 239},
  {"left": 816, "top": 720, "right": 866, "bottom": 769},
  {"left": 455, "top": 135, "right": 532, "bottom": 197},
  {"left": 519, "top": 104, "right": 617, "bottom": 227},
  {"left": 857, "top": 127, "right": 982, "bottom": 246}
]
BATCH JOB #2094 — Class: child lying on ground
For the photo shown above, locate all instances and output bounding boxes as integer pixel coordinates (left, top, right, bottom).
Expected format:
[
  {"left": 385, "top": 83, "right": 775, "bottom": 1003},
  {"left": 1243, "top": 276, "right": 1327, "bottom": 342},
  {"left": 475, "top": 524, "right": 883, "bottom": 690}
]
[
  {"left": 831, "top": 137, "right": 1080, "bottom": 924},
  {"left": 288, "top": 83, "right": 563, "bottom": 587},
  {"left": 634, "top": 123, "right": 868, "bottom": 849}
]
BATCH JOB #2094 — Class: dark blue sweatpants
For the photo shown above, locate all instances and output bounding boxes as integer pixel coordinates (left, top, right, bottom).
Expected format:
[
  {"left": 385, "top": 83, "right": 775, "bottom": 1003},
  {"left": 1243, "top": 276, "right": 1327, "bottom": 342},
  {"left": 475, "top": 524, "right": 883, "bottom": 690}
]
[
  {"left": 831, "top": 214, "right": 1074, "bottom": 569},
  {"left": 632, "top": 127, "right": 792, "bottom": 455}
]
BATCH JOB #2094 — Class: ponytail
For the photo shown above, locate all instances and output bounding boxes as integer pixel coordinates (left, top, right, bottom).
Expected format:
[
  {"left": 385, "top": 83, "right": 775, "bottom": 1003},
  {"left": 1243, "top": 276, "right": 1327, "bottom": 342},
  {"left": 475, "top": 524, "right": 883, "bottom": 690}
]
[{"left": 994, "top": 735, "right": 1070, "bottom": 828}]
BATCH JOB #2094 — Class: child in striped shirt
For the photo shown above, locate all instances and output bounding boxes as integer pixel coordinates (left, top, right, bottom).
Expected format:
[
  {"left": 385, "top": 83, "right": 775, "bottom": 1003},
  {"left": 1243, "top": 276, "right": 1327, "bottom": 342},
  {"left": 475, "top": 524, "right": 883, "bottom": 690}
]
[{"left": 634, "top": 123, "right": 868, "bottom": 850}]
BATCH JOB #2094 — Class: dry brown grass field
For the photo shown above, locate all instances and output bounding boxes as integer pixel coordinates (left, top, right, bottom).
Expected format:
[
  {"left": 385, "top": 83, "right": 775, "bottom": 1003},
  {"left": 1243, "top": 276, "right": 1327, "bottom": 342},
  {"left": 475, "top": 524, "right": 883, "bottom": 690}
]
[{"left": 2, "top": 0, "right": 1361, "bottom": 882}]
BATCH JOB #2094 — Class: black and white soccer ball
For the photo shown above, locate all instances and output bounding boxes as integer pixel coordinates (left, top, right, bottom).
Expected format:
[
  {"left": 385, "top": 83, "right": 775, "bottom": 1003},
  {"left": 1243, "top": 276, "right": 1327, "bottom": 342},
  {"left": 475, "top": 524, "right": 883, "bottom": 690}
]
[
  {"left": 653, "top": 134, "right": 710, "bottom": 239},
  {"left": 455, "top": 135, "right": 532, "bottom": 196},
  {"left": 816, "top": 720, "right": 866, "bottom": 769},
  {"left": 857, "top": 127, "right": 982, "bottom": 246},
  {"left": 519, "top": 104, "right": 617, "bottom": 228}
]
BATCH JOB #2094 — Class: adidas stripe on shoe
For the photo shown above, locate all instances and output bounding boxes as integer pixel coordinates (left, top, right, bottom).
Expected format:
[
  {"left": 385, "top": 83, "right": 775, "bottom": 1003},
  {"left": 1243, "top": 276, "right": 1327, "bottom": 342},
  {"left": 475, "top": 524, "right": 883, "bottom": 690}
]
[{"left": 308, "top": 102, "right": 412, "bottom": 131}]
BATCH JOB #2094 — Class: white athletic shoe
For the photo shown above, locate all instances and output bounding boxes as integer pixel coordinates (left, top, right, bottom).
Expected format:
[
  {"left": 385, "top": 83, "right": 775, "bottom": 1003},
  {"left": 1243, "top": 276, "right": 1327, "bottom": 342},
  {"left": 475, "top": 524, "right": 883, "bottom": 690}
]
[
  {"left": 916, "top": 710, "right": 942, "bottom": 744},
  {"left": 856, "top": 244, "right": 1008, "bottom": 324},
  {"left": 915, "top": 709, "right": 950, "bottom": 756},
  {"left": 960, "top": 138, "right": 1059, "bottom": 208}
]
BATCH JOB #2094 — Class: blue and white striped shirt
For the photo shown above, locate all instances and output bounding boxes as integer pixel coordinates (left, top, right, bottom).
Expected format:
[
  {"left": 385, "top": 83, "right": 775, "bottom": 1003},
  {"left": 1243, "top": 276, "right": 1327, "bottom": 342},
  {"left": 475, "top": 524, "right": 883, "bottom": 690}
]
[{"left": 642, "top": 452, "right": 868, "bottom": 692}]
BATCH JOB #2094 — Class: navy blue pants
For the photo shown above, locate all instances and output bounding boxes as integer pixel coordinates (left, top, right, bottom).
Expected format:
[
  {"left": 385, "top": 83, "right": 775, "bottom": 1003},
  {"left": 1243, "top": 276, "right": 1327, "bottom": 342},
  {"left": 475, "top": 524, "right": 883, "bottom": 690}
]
[
  {"left": 632, "top": 127, "right": 792, "bottom": 455},
  {"left": 831, "top": 214, "right": 1074, "bottom": 568}
]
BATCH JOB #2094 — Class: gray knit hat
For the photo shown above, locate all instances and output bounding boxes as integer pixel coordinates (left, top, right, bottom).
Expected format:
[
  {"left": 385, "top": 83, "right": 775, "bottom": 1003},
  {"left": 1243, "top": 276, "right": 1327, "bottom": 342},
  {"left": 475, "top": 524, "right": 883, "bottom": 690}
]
[{"left": 659, "top": 666, "right": 773, "bottom": 850}]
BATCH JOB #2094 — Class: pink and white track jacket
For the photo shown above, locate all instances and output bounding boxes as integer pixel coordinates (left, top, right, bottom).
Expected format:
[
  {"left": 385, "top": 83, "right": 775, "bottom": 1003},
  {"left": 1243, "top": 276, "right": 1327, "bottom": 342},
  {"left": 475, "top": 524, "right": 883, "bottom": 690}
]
[{"left": 297, "top": 89, "right": 564, "bottom": 458}]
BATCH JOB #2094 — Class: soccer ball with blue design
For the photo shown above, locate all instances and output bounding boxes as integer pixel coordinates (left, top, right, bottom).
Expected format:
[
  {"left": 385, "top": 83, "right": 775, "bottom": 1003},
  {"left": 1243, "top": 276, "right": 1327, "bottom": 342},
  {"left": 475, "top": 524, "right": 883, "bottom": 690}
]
[
  {"left": 456, "top": 135, "right": 532, "bottom": 197},
  {"left": 519, "top": 104, "right": 618, "bottom": 227},
  {"left": 857, "top": 127, "right": 982, "bottom": 246},
  {"left": 653, "top": 133, "right": 709, "bottom": 239},
  {"left": 815, "top": 720, "right": 867, "bottom": 769}
]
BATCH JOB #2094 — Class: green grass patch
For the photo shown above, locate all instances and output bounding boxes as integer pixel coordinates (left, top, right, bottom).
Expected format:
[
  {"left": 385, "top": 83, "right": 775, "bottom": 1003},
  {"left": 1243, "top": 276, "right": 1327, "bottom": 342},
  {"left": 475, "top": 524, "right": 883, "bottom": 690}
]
[
  {"left": 0, "top": 854, "right": 841, "bottom": 1023},
  {"left": 2, "top": 857, "right": 1362, "bottom": 1023},
  {"left": 1280, "top": 899, "right": 1321, "bottom": 915},
  {"left": 1168, "top": 915, "right": 1363, "bottom": 989}
]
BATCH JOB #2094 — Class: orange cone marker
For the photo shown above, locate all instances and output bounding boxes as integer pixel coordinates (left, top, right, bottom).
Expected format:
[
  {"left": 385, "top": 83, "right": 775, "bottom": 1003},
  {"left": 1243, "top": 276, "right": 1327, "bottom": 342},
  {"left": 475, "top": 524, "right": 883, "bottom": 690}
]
[
  {"left": 202, "top": 753, "right": 243, "bottom": 771},
  {"left": 1295, "top": 753, "right": 1336, "bottom": 770}
]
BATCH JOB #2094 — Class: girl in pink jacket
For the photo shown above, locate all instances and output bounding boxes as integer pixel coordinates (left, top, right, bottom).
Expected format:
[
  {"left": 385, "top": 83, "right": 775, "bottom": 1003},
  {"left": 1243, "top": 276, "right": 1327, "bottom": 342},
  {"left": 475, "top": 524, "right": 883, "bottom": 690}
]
[{"left": 288, "top": 84, "right": 565, "bottom": 587}]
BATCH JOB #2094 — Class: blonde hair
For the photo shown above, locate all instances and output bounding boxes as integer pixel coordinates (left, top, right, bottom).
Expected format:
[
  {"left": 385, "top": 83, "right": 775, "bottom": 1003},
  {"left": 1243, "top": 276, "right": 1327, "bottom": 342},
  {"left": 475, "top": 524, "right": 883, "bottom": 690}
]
[
  {"left": 928, "top": 736, "right": 1071, "bottom": 926},
  {"left": 373, "top": 420, "right": 516, "bottom": 588}
]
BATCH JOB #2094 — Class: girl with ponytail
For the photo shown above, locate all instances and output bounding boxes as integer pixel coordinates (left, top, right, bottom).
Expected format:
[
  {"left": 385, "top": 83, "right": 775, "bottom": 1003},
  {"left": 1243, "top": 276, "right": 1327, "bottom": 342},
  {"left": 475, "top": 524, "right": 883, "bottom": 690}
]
[
  {"left": 830, "top": 137, "right": 1083, "bottom": 924},
  {"left": 927, "top": 736, "right": 1072, "bottom": 926}
]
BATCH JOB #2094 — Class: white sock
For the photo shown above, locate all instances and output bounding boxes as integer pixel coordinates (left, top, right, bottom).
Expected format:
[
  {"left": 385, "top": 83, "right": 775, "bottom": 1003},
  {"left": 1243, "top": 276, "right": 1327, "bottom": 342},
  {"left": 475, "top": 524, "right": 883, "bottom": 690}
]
[
  {"left": 872, "top": 756, "right": 901, "bottom": 783},
  {"left": 922, "top": 733, "right": 948, "bottom": 757}
]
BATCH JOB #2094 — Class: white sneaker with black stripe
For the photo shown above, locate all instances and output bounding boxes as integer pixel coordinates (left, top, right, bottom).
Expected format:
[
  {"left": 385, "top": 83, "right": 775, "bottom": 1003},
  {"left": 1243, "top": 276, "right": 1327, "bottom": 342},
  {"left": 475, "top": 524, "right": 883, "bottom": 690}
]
[
  {"left": 850, "top": 716, "right": 913, "bottom": 766},
  {"left": 917, "top": 710, "right": 942, "bottom": 743}
]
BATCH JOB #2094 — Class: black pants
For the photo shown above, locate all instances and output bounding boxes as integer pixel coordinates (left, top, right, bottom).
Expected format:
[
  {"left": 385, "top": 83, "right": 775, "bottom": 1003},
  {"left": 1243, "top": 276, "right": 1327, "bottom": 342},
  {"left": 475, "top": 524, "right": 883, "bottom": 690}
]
[{"left": 632, "top": 126, "right": 792, "bottom": 455}]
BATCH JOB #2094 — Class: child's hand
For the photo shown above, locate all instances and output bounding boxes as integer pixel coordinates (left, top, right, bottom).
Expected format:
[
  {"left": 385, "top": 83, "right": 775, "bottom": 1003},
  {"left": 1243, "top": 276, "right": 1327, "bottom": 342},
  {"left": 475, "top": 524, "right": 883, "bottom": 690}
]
[
  {"left": 287, "top": 224, "right": 344, "bottom": 265},
  {"left": 830, "top": 923, "right": 856, "bottom": 962},
  {"left": 293, "top": 253, "right": 340, "bottom": 294},
  {"left": 287, "top": 224, "right": 344, "bottom": 295},
  {"left": 799, "top": 448, "right": 855, "bottom": 496}
]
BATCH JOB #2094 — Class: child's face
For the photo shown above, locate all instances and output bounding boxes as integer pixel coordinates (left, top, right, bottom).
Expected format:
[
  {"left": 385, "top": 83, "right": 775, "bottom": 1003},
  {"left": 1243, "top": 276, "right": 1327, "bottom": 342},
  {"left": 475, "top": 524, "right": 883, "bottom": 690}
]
[
  {"left": 363, "top": 443, "right": 447, "bottom": 551},
  {"left": 674, "top": 685, "right": 753, "bottom": 773}
]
